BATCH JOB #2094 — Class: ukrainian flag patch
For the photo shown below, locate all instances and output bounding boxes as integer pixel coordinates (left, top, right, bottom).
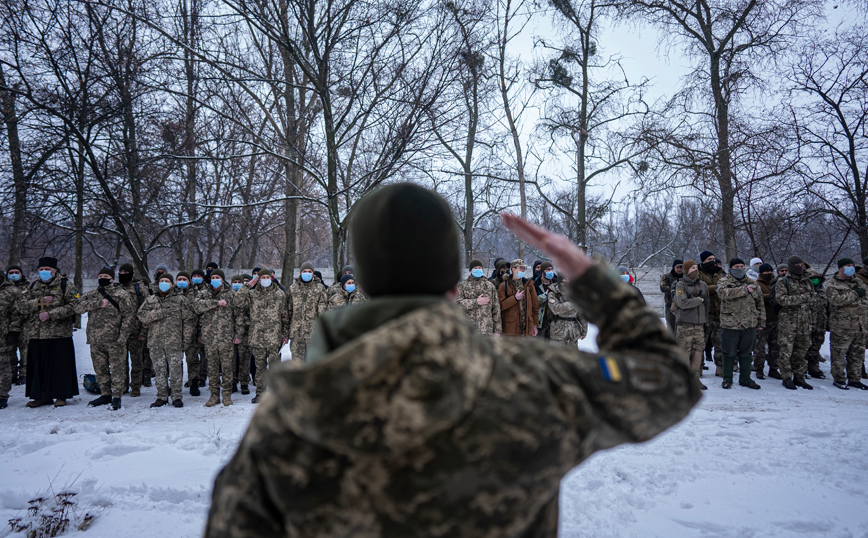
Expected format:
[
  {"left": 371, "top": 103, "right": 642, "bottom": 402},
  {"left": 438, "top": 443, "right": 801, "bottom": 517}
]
[{"left": 598, "top": 356, "right": 622, "bottom": 383}]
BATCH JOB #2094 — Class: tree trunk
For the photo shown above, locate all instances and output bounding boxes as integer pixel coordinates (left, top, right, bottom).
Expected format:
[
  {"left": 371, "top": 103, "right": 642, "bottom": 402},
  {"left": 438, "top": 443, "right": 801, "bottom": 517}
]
[
  {"left": 710, "top": 54, "right": 738, "bottom": 261},
  {"left": 0, "top": 65, "right": 27, "bottom": 266}
]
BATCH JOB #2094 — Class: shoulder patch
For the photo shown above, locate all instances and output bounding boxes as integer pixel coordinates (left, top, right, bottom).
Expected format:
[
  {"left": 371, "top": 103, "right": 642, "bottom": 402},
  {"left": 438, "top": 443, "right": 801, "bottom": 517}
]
[
  {"left": 598, "top": 356, "right": 622, "bottom": 383},
  {"left": 676, "top": 288, "right": 684, "bottom": 295},
  {"left": 549, "top": 296, "right": 556, "bottom": 303}
]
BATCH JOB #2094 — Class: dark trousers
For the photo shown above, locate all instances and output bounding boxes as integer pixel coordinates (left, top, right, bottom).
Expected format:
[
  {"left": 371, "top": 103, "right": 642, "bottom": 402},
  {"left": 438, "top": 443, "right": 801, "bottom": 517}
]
[{"left": 721, "top": 327, "right": 757, "bottom": 384}]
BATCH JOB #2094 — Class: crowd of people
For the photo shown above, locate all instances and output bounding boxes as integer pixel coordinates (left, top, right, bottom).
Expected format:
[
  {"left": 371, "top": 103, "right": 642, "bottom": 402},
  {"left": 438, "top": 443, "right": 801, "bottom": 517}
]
[
  {"left": 660, "top": 253, "right": 868, "bottom": 391},
  {"left": 0, "top": 254, "right": 590, "bottom": 410}
]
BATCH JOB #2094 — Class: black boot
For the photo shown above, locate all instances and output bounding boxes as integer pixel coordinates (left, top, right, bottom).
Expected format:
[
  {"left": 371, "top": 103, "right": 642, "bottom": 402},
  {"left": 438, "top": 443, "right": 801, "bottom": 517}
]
[
  {"left": 198, "top": 379, "right": 206, "bottom": 387},
  {"left": 173, "top": 399, "right": 184, "bottom": 408},
  {"left": 89, "top": 394, "right": 113, "bottom": 407},
  {"left": 0, "top": 398, "right": 7, "bottom": 409},
  {"left": 150, "top": 399, "right": 168, "bottom": 408},
  {"left": 849, "top": 381, "right": 868, "bottom": 390},
  {"left": 755, "top": 369, "right": 765, "bottom": 380},
  {"left": 142, "top": 378, "right": 152, "bottom": 387},
  {"left": 768, "top": 369, "right": 783, "bottom": 380},
  {"left": 190, "top": 380, "right": 200, "bottom": 396},
  {"left": 110, "top": 398, "right": 122, "bottom": 410},
  {"left": 241, "top": 384, "right": 250, "bottom": 395},
  {"left": 808, "top": 370, "right": 826, "bottom": 379},
  {"left": 834, "top": 380, "right": 849, "bottom": 390},
  {"left": 782, "top": 378, "right": 797, "bottom": 390},
  {"left": 794, "top": 377, "right": 813, "bottom": 390},
  {"left": 232, "top": 382, "right": 238, "bottom": 393},
  {"left": 251, "top": 395, "right": 261, "bottom": 404}
]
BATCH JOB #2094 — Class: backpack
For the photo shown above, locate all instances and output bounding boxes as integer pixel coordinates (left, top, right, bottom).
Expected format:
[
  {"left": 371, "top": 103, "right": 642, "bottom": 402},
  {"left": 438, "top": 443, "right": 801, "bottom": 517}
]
[
  {"left": 82, "top": 374, "right": 100, "bottom": 394},
  {"left": 769, "top": 275, "right": 790, "bottom": 315}
]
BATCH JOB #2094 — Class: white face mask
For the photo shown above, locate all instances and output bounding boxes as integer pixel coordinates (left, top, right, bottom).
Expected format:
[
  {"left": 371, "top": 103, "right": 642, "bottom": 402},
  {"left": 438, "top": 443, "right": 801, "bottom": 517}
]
[{"left": 260, "top": 278, "right": 272, "bottom": 288}]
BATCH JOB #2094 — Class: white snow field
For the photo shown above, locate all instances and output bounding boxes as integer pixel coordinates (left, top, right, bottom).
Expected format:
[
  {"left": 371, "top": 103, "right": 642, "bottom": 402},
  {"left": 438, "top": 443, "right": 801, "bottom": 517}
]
[{"left": 1, "top": 316, "right": 867, "bottom": 538}]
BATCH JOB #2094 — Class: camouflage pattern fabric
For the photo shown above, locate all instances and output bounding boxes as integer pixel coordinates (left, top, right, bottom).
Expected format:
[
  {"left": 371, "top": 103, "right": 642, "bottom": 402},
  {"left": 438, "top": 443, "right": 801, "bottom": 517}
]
[
  {"left": 825, "top": 273, "right": 868, "bottom": 384},
  {"left": 232, "top": 287, "right": 250, "bottom": 385},
  {"left": 152, "top": 347, "right": 184, "bottom": 402},
  {"left": 828, "top": 331, "right": 866, "bottom": 384},
  {"left": 697, "top": 268, "right": 724, "bottom": 320},
  {"left": 205, "top": 344, "right": 235, "bottom": 396},
  {"left": 547, "top": 281, "right": 587, "bottom": 347},
  {"left": 775, "top": 272, "right": 814, "bottom": 380},
  {"left": 716, "top": 275, "right": 765, "bottom": 330},
  {"left": 119, "top": 280, "right": 149, "bottom": 342},
  {"left": 137, "top": 293, "right": 190, "bottom": 352},
  {"left": 205, "top": 263, "right": 701, "bottom": 538},
  {"left": 456, "top": 275, "right": 502, "bottom": 335},
  {"left": 234, "top": 284, "right": 287, "bottom": 350},
  {"left": 290, "top": 338, "right": 308, "bottom": 364},
  {"left": 120, "top": 280, "right": 149, "bottom": 389},
  {"left": 752, "top": 321, "right": 779, "bottom": 373},
  {"left": 178, "top": 286, "right": 205, "bottom": 383},
  {"left": 90, "top": 343, "right": 127, "bottom": 397},
  {"left": 0, "top": 280, "right": 22, "bottom": 393},
  {"left": 18, "top": 274, "right": 80, "bottom": 340},
  {"left": 678, "top": 323, "right": 706, "bottom": 374},
  {"left": 74, "top": 284, "right": 136, "bottom": 345},
  {"left": 327, "top": 288, "right": 368, "bottom": 312},
  {"left": 287, "top": 278, "right": 328, "bottom": 341},
  {"left": 252, "top": 345, "right": 281, "bottom": 396},
  {"left": 192, "top": 286, "right": 237, "bottom": 348},
  {"left": 2, "top": 279, "right": 28, "bottom": 382}
]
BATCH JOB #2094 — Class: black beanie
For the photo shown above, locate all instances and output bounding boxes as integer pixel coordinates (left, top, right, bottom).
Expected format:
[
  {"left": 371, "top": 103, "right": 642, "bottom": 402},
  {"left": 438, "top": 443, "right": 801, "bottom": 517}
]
[
  {"left": 120, "top": 263, "right": 135, "bottom": 273},
  {"left": 158, "top": 272, "right": 174, "bottom": 283},
  {"left": 210, "top": 269, "right": 225, "bottom": 280},
  {"left": 729, "top": 258, "right": 745, "bottom": 267},
  {"left": 759, "top": 263, "right": 774, "bottom": 273},
  {"left": 340, "top": 273, "right": 355, "bottom": 288},
  {"left": 191, "top": 269, "right": 205, "bottom": 278},
  {"left": 206, "top": 261, "right": 218, "bottom": 269},
  {"left": 699, "top": 251, "right": 714, "bottom": 263},
  {"left": 351, "top": 183, "right": 460, "bottom": 296},
  {"left": 98, "top": 266, "right": 115, "bottom": 278},
  {"left": 838, "top": 257, "right": 855, "bottom": 269},
  {"left": 468, "top": 259, "right": 483, "bottom": 269},
  {"left": 672, "top": 259, "right": 683, "bottom": 269}
]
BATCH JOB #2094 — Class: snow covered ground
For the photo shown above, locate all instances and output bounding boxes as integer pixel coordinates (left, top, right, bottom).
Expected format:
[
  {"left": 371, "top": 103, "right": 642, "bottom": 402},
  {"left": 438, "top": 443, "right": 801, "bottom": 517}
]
[{"left": 1, "top": 316, "right": 867, "bottom": 537}]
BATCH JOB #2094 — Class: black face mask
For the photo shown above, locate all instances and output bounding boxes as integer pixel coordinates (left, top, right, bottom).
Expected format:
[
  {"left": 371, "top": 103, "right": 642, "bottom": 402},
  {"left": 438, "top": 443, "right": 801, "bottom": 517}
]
[
  {"left": 206, "top": 269, "right": 213, "bottom": 277},
  {"left": 98, "top": 278, "right": 112, "bottom": 287},
  {"left": 701, "top": 261, "right": 716, "bottom": 272},
  {"left": 154, "top": 271, "right": 165, "bottom": 281},
  {"left": 119, "top": 273, "right": 133, "bottom": 284}
]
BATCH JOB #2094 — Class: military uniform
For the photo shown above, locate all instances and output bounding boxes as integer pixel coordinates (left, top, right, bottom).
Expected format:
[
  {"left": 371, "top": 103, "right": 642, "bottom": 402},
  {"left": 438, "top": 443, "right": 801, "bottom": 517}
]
[
  {"left": 74, "top": 284, "right": 136, "bottom": 398},
  {"left": 716, "top": 274, "right": 764, "bottom": 386},
  {"left": 674, "top": 273, "right": 709, "bottom": 384},
  {"left": 825, "top": 273, "right": 868, "bottom": 386},
  {"left": 138, "top": 291, "right": 191, "bottom": 404},
  {"left": 120, "top": 278, "right": 150, "bottom": 392},
  {"left": 231, "top": 283, "right": 251, "bottom": 389},
  {"left": 698, "top": 265, "right": 724, "bottom": 372},
  {"left": 287, "top": 277, "right": 327, "bottom": 362},
  {"left": 753, "top": 274, "right": 780, "bottom": 377},
  {"left": 235, "top": 282, "right": 288, "bottom": 397},
  {"left": 193, "top": 283, "right": 238, "bottom": 404},
  {"left": 205, "top": 263, "right": 702, "bottom": 538},
  {"left": 806, "top": 272, "right": 829, "bottom": 378},
  {"left": 456, "top": 274, "right": 501, "bottom": 335},
  {"left": 660, "top": 270, "right": 681, "bottom": 337},
  {"left": 327, "top": 287, "right": 367, "bottom": 312},
  {"left": 546, "top": 281, "right": 587, "bottom": 347},
  {"left": 2, "top": 274, "right": 29, "bottom": 385},
  {"left": 178, "top": 285, "right": 204, "bottom": 387},
  {"left": 775, "top": 272, "right": 814, "bottom": 383},
  {"left": 0, "top": 280, "right": 23, "bottom": 403}
]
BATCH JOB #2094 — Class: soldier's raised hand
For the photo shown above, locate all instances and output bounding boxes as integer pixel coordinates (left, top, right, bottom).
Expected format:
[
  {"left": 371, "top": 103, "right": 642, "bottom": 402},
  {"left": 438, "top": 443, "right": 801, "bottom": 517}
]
[
  {"left": 100, "top": 299, "right": 109, "bottom": 308},
  {"left": 477, "top": 294, "right": 490, "bottom": 306},
  {"left": 502, "top": 213, "right": 592, "bottom": 281}
]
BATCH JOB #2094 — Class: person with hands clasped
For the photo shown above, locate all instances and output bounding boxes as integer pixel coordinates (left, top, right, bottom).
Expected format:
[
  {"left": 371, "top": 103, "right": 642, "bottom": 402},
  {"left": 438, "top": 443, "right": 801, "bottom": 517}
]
[
  {"left": 193, "top": 269, "right": 238, "bottom": 407},
  {"left": 716, "top": 258, "right": 765, "bottom": 389},
  {"left": 456, "top": 260, "right": 501, "bottom": 335},
  {"left": 498, "top": 259, "right": 539, "bottom": 337}
]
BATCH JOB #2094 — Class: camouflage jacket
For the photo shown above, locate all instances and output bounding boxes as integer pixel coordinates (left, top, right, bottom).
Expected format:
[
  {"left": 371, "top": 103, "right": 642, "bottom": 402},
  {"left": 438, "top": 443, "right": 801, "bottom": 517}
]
[
  {"left": 192, "top": 285, "right": 237, "bottom": 347},
  {"left": 18, "top": 274, "right": 80, "bottom": 340},
  {"left": 176, "top": 287, "right": 201, "bottom": 348},
  {"left": 325, "top": 282, "right": 343, "bottom": 302},
  {"left": 327, "top": 288, "right": 367, "bottom": 312},
  {"left": 697, "top": 267, "right": 724, "bottom": 319},
  {"left": 717, "top": 275, "right": 765, "bottom": 330},
  {"left": 235, "top": 283, "right": 288, "bottom": 349},
  {"left": 0, "top": 280, "right": 23, "bottom": 346},
  {"left": 288, "top": 278, "right": 327, "bottom": 341},
  {"left": 120, "top": 279, "right": 150, "bottom": 340},
  {"left": 74, "top": 284, "right": 136, "bottom": 345},
  {"left": 547, "top": 281, "right": 588, "bottom": 342},
  {"left": 456, "top": 275, "right": 502, "bottom": 335},
  {"left": 825, "top": 273, "right": 868, "bottom": 333},
  {"left": 205, "top": 263, "right": 701, "bottom": 538},
  {"left": 659, "top": 271, "right": 680, "bottom": 305},
  {"left": 774, "top": 273, "right": 814, "bottom": 326},
  {"left": 138, "top": 292, "right": 191, "bottom": 350}
]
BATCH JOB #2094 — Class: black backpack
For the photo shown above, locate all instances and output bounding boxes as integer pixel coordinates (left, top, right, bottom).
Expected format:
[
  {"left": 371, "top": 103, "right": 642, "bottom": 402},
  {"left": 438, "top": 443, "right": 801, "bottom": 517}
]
[{"left": 769, "top": 275, "right": 790, "bottom": 315}]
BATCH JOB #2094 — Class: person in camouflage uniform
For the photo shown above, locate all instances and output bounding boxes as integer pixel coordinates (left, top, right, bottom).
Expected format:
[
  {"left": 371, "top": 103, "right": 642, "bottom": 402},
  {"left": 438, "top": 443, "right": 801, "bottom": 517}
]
[
  {"left": 19, "top": 257, "right": 80, "bottom": 407},
  {"left": 697, "top": 251, "right": 724, "bottom": 375},
  {"left": 139, "top": 273, "right": 192, "bottom": 407},
  {"left": 3, "top": 265, "right": 29, "bottom": 385},
  {"left": 674, "top": 260, "right": 710, "bottom": 390},
  {"left": 327, "top": 274, "right": 367, "bottom": 311},
  {"left": 716, "top": 258, "right": 764, "bottom": 389},
  {"left": 174, "top": 271, "right": 203, "bottom": 396},
  {"left": 229, "top": 275, "right": 251, "bottom": 395},
  {"left": 205, "top": 183, "right": 701, "bottom": 538},
  {"left": 193, "top": 269, "right": 238, "bottom": 406},
  {"left": 74, "top": 267, "right": 135, "bottom": 410},
  {"left": 824, "top": 258, "right": 868, "bottom": 390},
  {"left": 805, "top": 269, "right": 828, "bottom": 379},
  {"left": 287, "top": 262, "right": 327, "bottom": 363},
  {"left": 851, "top": 257, "right": 868, "bottom": 380},
  {"left": 660, "top": 259, "right": 683, "bottom": 337},
  {"left": 326, "top": 265, "right": 355, "bottom": 301},
  {"left": 118, "top": 263, "right": 149, "bottom": 397},
  {"left": 456, "top": 260, "right": 501, "bottom": 335},
  {"left": 753, "top": 264, "right": 781, "bottom": 379},
  {"left": 775, "top": 255, "right": 815, "bottom": 390},
  {"left": 186, "top": 269, "right": 209, "bottom": 390},
  {"left": 0, "top": 270, "right": 23, "bottom": 409},
  {"left": 234, "top": 269, "right": 287, "bottom": 403},
  {"left": 547, "top": 275, "right": 588, "bottom": 348}
]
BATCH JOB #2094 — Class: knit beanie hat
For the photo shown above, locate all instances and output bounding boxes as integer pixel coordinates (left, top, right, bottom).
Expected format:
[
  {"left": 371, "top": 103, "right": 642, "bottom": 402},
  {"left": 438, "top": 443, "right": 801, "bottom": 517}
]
[
  {"left": 787, "top": 256, "right": 805, "bottom": 275},
  {"left": 729, "top": 258, "right": 745, "bottom": 267},
  {"left": 350, "top": 183, "right": 460, "bottom": 296},
  {"left": 191, "top": 269, "right": 205, "bottom": 278},
  {"left": 699, "top": 251, "right": 714, "bottom": 263},
  {"left": 672, "top": 259, "right": 683, "bottom": 269},
  {"left": 231, "top": 274, "right": 243, "bottom": 283},
  {"left": 176, "top": 271, "right": 190, "bottom": 280},
  {"left": 120, "top": 263, "right": 135, "bottom": 274},
  {"left": 540, "top": 261, "right": 553, "bottom": 272},
  {"left": 210, "top": 269, "right": 226, "bottom": 280},
  {"left": 341, "top": 265, "right": 355, "bottom": 274},
  {"left": 158, "top": 272, "right": 174, "bottom": 283},
  {"left": 683, "top": 260, "right": 698, "bottom": 275},
  {"left": 98, "top": 266, "right": 115, "bottom": 278},
  {"left": 340, "top": 273, "right": 355, "bottom": 288},
  {"left": 299, "top": 262, "right": 315, "bottom": 273},
  {"left": 154, "top": 263, "right": 169, "bottom": 273},
  {"left": 258, "top": 268, "right": 273, "bottom": 278},
  {"left": 758, "top": 263, "right": 774, "bottom": 273},
  {"left": 838, "top": 257, "right": 855, "bottom": 269},
  {"left": 468, "top": 259, "right": 483, "bottom": 269}
]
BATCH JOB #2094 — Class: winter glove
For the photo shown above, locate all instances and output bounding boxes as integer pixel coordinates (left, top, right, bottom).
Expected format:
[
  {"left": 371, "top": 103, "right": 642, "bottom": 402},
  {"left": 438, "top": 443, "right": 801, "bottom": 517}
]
[
  {"left": 855, "top": 287, "right": 866, "bottom": 298},
  {"left": 6, "top": 332, "right": 19, "bottom": 346}
]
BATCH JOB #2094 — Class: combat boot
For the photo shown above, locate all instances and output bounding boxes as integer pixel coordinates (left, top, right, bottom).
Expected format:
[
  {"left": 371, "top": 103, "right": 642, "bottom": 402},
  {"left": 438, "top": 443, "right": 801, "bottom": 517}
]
[
  {"left": 231, "top": 382, "right": 238, "bottom": 393},
  {"left": 223, "top": 393, "right": 233, "bottom": 406},
  {"left": 0, "top": 398, "right": 6, "bottom": 409},
  {"left": 833, "top": 380, "right": 849, "bottom": 390},
  {"left": 150, "top": 399, "right": 168, "bottom": 408},
  {"left": 130, "top": 388, "right": 141, "bottom": 397},
  {"left": 88, "top": 394, "right": 112, "bottom": 407},
  {"left": 782, "top": 378, "right": 797, "bottom": 390},
  {"left": 693, "top": 372, "right": 707, "bottom": 390},
  {"left": 767, "top": 369, "right": 783, "bottom": 379},
  {"left": 241, "top": 384, "right": 250, "bottom": 395},
  {"left": 849, "top": 381, "right": 868, "bottom": 390},
  {"left": 862, "top": 365, "right": 867, "bottom": 379},
  {"left": 715, "top": 365, "right": 723, "bottom": 377},
  {"left": 190, "top": 380, "right": 200, "bottom": 396},
  {"left": 755, "top": 370, "right": 765, "bottom": 380},
  {"left": 251, "top": 395, "right": 261, "bottom": 404},
  {"left": 110, "top": 398, "right": 122, "bottom": 410},
  {"left": 205, "top": 393, "right": 220, "bottom": 407},
  {"left": 739, "top": 380, "right": 761, "bottom": 390},
  {"left": 53, "top": 399, "right": 66, "bottom": 407},
  {"left": 173, "top": 399, "right": 183, "bottom": 408},
  {"left": 793, "top": 377, "right": 813, "bottom": 390},
  {"left": 808, "top": 369, "right": 826, "bottom": 379}
]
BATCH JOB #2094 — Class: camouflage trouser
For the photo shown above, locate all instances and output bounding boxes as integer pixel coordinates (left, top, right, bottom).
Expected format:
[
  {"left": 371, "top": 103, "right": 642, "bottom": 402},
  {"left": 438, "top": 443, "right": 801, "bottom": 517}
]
[
  {"left": 91, "top": 342, "right": 127, "bottom": 397},
  {"left": 234, "top": 343, "right": 251, "bottom": 385},
  {"left": 0, "top": 348, "right": 12, "bottom": 399},
  {"left": 142, "top": 346, "right": 154, "bottom": 379},
  {"left": 290, "top": 338, "right": 308, "bottom": 363},
  {"left": 806, "top": 330, "right": 826, "bottom": 373},
  {"left": 8, "top": 338, "right": 27, "bottom": 382},
  {"left": 185, "top": 344, "right": 206, "bottom": 383},
  {"left": 252, "top": 345, "right": 282, "bottom": 396},
  {"left": 829, "top": 330, "right": 866, "bottom": 384},
  {"left": 152, "top": 347, "right": 184, "bottom": 402},
  {"left": 664, "top": 304, "right": 677, "bottom": 339},
  {"left": 752, "top": 321, "right": 779, "bottom": 372},
  {"left": 704, "top": 319, "right": 722, "bottom": 366},
  {"left": 125, "top": 336, "right": 145, "bottom": 390},
  {"left": 205, "top": 344, "right": 234, "bottom": 396},
  {"left": 777, "top": 315, "right": 810, "bottom": 381},
  {"left": 678, "top": 324, "right": 705, "bottom": 373}
]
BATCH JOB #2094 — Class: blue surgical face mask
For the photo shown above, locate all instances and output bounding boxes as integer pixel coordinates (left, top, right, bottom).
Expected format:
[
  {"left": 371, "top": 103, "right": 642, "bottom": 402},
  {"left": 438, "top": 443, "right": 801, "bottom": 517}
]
[
  {"left": 192, "top": 277, "right": 203, "bottom": 285},
  {"left": 301, "top": 272, "right": 313, "bottom": 282},
  {"left": 471, "top": 269, "right": 484, "bottom": 278},
  {"left": 545, "top": 271, "right": 554, "bottom": 280},
  {"left": 158, "top": 282, "right": 171, "bottom": 293},
  {"left": 39, "top": 270, "right": 52, "bottom": 281},
  {"left": 517, "top": 271, "right": 525, "bottom": 279},
  {"left": 260, "top": 278, "right": 272, "bottom": 288},
  {"left": 620, "top": 274, "right": 631, "bottom": 283},
  {"left": 844, "top": 266, "right": 856, "bottom": 277},
  {"left": 345, "top": 284, "right": 356, "bottom": 293},
  {"left": 210, "top": 278, "right": 222, "bottom": 288},
  {"left": 232, "top": 283, "right": 242, "bottom": 291},
  {"left": 176, "top": 281, "right": 189, "bottom": 289},
  {"left": 7, "top": 273, "right": 20, "bottom": 282}
]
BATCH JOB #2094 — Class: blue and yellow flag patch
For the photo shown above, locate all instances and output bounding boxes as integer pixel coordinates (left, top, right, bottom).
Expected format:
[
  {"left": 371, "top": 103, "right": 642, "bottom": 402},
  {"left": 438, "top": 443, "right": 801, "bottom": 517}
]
[{"left": 598, "top": 356, "right": 622, "bottom": 383}]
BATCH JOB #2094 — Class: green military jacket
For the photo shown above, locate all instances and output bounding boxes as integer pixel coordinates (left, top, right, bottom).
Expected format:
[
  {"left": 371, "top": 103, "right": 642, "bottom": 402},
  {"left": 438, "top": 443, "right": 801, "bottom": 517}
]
[
  {"left": 455, "top": 274, "right": 502, "bottom": 335},
  {"left": 19, "top": 274, "right": 80, "bottom": 340},
  {"left": 235, "top": 283, "right": 288, "bottom": 350},
  {"left": 138, "top": 292, "right": 191, "bottom": 350},
  {"left": 697, "top": 267, "right": 724, "bottom": 320},
  {"left": 327, "top": 287, "right": 367, "bottom": 312},
  {"left": 775, "top": 272, "right": 814, "bottom": 327},
  {"left": 287, "top": 278, "right": 327, "bottom": 341},
  {"left": 205, "top": 263, "right": 701, "bottom": 538},
  {"left": 825, "top": 273, "right": 868, "bottom": 333},
  {"left": 74, "top": 284, "right": 136, "bottom": 345},
  {"left": 546, "top": 281, "right": 588, "bottom": 342},
  {"left": 717, "top": 275, "right": 765, "bottom": 330},
  {"left": 193, "top": 285, "right": 237, "bottom": 348}
]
